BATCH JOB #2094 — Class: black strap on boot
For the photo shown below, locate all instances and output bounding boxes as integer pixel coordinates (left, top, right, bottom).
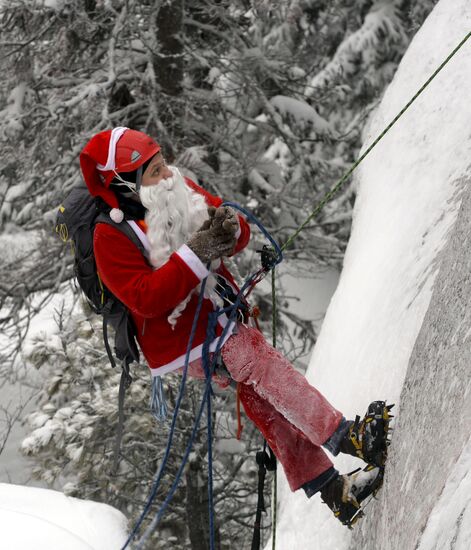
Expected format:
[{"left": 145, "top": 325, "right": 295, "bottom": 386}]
[{"left": 251, "top": 441, "right": 277, "bottom": 550}]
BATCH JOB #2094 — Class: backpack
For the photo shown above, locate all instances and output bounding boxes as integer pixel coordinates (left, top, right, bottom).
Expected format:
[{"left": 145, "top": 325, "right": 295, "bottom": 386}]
[
  {"left": 55, "top": 183, "right": 146, "bottom": 375},
  {"left": 56, "top": 185, "right": 168, "bottom": 467}
]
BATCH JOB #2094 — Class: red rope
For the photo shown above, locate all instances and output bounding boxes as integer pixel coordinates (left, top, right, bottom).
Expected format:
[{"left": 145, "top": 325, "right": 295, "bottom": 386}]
[{"left": 236, "top": 382, "right": 243, "bottom": 440}]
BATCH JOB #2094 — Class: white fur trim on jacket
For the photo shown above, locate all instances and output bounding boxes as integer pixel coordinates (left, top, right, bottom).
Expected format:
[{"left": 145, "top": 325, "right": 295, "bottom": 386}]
[
  {"left": 176, "top": 244, "right": 210, "bottom": 280},
  {"left": 150, "top": 319, "right": 236, "bottom": 376}
]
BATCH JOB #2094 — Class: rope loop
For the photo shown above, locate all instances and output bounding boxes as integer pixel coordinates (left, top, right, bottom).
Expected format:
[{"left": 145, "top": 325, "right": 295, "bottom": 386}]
[{"left": 221, "top": 201, "right": 283, "bottom": 271}]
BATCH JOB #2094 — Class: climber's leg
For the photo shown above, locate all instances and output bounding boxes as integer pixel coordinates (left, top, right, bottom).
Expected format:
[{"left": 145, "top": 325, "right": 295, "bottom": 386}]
[{"left": 221, "top": 324, "right": 343, "bottom": 447}]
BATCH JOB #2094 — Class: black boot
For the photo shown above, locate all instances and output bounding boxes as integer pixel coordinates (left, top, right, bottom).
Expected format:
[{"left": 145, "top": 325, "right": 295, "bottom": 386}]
[
  {"left": 320, "top": 465, "right": 384, "bottom": 528},
  {"left": 338, "top": 401, "right": 394, "bottom": 467}
]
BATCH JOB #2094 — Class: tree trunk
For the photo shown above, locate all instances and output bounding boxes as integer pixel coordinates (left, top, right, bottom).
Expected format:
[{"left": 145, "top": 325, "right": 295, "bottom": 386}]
[
  {"left": 186, "top": 458, "right": 221, "bottom": 550},
  {"left": 155, "top": 0, "right": 184, "bottom": 141}
]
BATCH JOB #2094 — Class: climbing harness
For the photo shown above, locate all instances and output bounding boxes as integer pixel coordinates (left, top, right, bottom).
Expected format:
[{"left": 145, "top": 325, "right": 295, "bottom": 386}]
[{"left": 122, "top": 31, "right": 471, "bottom": 549}]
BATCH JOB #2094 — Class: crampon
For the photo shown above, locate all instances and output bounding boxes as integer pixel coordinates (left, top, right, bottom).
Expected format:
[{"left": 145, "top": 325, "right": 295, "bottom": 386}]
[
  {"left": 341, "top": 400, "right": 394, "bottom": 467},
  {"left": 320, "top": 464, "right": 384, "bottom": 528}
]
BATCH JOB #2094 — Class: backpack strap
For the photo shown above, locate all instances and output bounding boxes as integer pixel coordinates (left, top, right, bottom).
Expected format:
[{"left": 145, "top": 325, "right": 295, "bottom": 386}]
[
  {"left": 112, "top": 359, "right": 133, "bottom": 475},
  {"left": 94, "top": 215, "right": 151, "bottom": 473},
  {"left": 102, "top": 301, "right": 117, "bottom": 368},
  {"left": 126, "top": 220, "right": 150, "bottom": 255}
]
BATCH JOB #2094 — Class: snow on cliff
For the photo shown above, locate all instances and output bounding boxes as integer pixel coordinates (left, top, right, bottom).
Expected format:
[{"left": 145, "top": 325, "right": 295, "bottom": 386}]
[
  {"left": 269, "top": 0, "right": 471, "bottom": 548},
  {"left": 0, "top": 483, "right": 128, "bottom": 550}
]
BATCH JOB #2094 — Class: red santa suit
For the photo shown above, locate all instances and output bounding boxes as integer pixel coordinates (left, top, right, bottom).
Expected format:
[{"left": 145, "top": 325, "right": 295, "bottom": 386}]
[
  {"left": 94, "top": 177, "right": 343, "bottom": 492},
  {"left": 94, "top": 178, "right": 249, "bottom": 376}
]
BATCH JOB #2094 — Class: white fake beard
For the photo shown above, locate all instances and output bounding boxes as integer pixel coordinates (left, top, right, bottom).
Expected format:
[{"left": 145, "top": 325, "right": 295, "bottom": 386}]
[{"left": 139, "top": 166, "right": 222, "bottom": 327}]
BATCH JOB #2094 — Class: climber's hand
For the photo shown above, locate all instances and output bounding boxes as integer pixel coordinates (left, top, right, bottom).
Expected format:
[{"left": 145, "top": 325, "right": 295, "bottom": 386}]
[
  {"left": 187, "top": 226, "right": 237, "bottom": 264},
  {"left": 207, "top": 206, "right": 239, "bottom": 236}
]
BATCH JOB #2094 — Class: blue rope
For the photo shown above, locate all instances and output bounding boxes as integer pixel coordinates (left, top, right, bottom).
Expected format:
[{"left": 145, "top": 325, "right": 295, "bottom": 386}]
[
  {"left": 137, "top": 360, "right": 215, "bottom": 547},
  {"left": 123, "top": 203, "right": 282, "bottom": 549},
  {"left": 222, "top": 201, "right": 283, "bottom": 267},
  {"left": 136, "top": 308, "right": 231, "bottom": 548},
  {"left": 135, "top": 275, "right": 259, "bottom": 549},
  {"left": 136, "top": 297, "right": 244, "bottom": 547},
  {"left": 120, "top": 275, "right": 209, "bottom": 550},
  {"left": 201, "top": 305, "right": 221, "bottom": 550},
  {"left": 206, "top": 378, "right": 215, "bottom": 548}
]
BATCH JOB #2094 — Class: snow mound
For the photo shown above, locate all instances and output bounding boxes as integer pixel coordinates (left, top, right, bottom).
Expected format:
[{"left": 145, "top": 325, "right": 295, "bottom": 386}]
[{"left": 0, "top": 483, "right": 128, "bottom": 550}]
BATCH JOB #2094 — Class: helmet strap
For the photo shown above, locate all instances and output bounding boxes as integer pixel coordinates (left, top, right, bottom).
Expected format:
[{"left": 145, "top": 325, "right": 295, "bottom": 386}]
[
  {"left": 135, "top": 165, "right": 143, "bottom": 193},
  {"left": 111, "top": 171, "right": 138, "bottom": 194}
]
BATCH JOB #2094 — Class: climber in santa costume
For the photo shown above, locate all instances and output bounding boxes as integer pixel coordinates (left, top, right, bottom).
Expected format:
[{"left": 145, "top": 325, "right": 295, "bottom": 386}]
[{"left": 79, "top": 127, "right": 392, "bottom": 526}]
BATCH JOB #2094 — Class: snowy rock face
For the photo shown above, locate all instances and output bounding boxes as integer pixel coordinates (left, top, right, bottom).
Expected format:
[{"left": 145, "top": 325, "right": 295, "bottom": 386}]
[
  {"left": 270, "top": 0, "right": 471, "bottom": 549},
  {"left": 353, "top": 171, "right": 471, "bottom": 550}
]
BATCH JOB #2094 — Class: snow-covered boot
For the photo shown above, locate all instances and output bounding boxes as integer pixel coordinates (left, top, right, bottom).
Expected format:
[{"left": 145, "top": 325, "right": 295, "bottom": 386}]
[
  {"left": 339, "top": 401, "right": 394, "bottom": 466},
  {"left": 320, "top": 465, "right": 384, "bottom": 528}
]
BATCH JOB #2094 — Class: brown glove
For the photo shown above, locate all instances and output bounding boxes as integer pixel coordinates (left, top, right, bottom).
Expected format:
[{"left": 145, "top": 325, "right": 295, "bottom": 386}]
[
  {"left": 206, "top": 206, "right": 239, "bottom": 235},
  {"left": 187, "top": 218, "right": 237, "bottom": 264}
]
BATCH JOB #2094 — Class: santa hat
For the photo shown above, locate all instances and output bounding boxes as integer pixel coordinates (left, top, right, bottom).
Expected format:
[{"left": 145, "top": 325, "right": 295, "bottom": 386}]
[{"left": 79, "top": 127, "right": 160, "bottom": 223}]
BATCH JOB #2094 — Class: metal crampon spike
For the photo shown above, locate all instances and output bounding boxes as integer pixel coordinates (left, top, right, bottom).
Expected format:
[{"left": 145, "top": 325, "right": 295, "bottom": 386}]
[{"left": 346, "top": 509, "right": 364, "bottom": 529}]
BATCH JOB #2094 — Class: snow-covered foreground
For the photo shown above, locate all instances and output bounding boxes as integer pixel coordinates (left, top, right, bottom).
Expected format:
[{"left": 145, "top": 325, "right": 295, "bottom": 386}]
[
  {"left": 0, "top": 483, "right": 128, "bottom": 549},
  {"left": 269, "top": 0, "right": 471, "bottom": 548}
]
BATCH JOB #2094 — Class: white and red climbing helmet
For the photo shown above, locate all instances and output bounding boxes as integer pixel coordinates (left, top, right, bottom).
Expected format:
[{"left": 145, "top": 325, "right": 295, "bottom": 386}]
[{"left": 80, "top": 127, "right": 160, "bottom": 222}]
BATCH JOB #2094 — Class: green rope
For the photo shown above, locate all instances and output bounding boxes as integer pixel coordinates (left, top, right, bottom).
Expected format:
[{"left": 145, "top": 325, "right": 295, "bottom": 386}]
[
  {"left": 281, "top": 31, "right": 471, "bottom": 253},
  {"left": 271, "top": 268, "right": 277, "bottom": 550}
]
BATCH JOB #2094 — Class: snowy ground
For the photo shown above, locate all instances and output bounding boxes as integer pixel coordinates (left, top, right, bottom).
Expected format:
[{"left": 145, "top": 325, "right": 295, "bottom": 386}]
[
  {"left": 268, "top": 0, "right": 471, "bottom": 548},
  {"left": 0, "top": 483, "right": 128, "bottom": 550}
]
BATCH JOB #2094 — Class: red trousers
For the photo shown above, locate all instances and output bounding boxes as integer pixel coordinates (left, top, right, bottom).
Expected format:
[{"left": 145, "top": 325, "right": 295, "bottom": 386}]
[{"left": 187, "top": 324, "right": 343, "bottom": 491}]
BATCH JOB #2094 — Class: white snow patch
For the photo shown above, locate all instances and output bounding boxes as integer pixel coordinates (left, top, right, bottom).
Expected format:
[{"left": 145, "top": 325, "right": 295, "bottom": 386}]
[
  {"left": 0, "top": 483, "right": 128, "bottom": 549},
  {"left": 270, "top": 95, "right": 330, "bottom": 133},
  {"left": 0, "top": 229, "right": 41, "bottom": 265}
]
